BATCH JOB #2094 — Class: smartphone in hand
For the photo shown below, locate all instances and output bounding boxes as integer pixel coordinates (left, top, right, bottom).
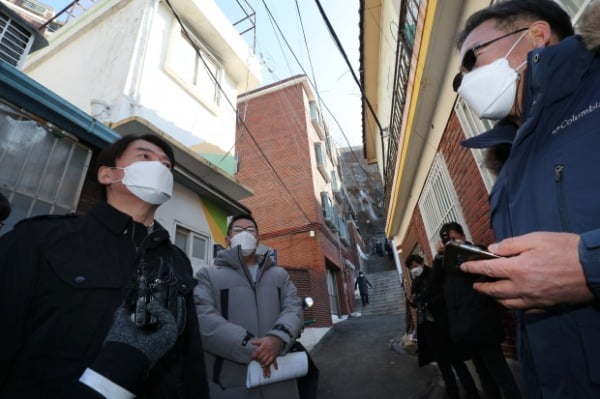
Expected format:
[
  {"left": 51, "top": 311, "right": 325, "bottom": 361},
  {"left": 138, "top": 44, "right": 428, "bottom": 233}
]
[{"left": 443, "top": 241, "right": 502, "bottom": 280}]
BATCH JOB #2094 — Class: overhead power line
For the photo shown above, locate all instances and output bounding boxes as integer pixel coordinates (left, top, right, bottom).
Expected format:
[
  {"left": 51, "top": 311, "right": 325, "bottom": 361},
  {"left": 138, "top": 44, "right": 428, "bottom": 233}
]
[
  {"left": 313, "top": 0, "right": 387, "bottom": 167},
  {"left": 259, "top": 0, "right": 375, "bottom": 179}
]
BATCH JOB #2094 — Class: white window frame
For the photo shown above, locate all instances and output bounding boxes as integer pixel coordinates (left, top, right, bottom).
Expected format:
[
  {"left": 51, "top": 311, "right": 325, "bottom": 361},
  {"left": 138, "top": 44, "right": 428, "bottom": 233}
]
[
  {"left": 164, "top": 18, "right": 222, "bottom": 114},
  {"left": 173, "top": 223, "right": 211, "bottom": 271},
  {"left": 454, "top": 98, "right": 495, "bottom": 193},
  {"left": 314, "top": 142, "right": 330, "bottom": 182},
  {"left": 418, "top": 153, "right": 470, "bottom": 255}
]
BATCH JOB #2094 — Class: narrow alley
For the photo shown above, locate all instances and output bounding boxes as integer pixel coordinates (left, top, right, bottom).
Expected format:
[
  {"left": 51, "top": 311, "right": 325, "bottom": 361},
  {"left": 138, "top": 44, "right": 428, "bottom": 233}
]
[
  {"left": 311, "top": 313, "right": 446, "bottom": 399},
  {"left": 309, "top": 246, "right": 447, "bottom": 398}
]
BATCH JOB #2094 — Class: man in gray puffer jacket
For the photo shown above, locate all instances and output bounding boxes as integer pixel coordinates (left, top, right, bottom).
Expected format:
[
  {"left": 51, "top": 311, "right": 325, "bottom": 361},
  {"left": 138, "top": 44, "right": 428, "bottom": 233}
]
[{"left": 194, "top": 214, "right": 304, "bottom": 399}]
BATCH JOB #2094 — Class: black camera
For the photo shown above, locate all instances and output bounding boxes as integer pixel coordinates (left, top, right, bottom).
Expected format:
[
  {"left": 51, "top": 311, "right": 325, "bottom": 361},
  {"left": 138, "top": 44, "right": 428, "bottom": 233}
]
[{"left": 126, "top": 259, "right": 178, "bottom": 331}]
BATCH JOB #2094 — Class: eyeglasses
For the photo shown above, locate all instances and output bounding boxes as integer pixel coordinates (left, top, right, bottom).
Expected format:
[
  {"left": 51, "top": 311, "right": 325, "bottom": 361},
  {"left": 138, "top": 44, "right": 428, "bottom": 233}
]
[
  {"left": 231, "top": 226, "right": 257, "bottom": 234},
  {"left": 452, "top": 28, "right": 528, "bottom": 91}
]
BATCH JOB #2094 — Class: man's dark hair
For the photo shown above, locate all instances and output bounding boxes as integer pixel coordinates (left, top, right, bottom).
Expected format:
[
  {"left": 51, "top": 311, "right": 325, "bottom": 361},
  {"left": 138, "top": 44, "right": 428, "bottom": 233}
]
[
  {"left": 227, "top": 213, "right": 258, "bottom": 235},
  {"left": 94, "top": 134, "right": 175, "bottom": 199},
  {"left": 440, "top": 222, "right": 464, "bottom": 238},
  {"left": 0, "top": 192, "right": 10, "bottom": 222},
  {"left": 95, "top": 134, "right": 175, "bottom": 176},
  {"left": 405, "top": 254, "right": 424, "bottom": 268},
  {"left": 457, "top": 0, "right": 574, "bottom": 49}
]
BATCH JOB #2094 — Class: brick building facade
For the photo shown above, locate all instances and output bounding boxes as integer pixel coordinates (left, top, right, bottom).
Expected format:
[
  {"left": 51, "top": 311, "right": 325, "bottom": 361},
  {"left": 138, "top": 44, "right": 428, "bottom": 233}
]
[{"left": 235, "top": 75, "right": 357, "bottom": 327}]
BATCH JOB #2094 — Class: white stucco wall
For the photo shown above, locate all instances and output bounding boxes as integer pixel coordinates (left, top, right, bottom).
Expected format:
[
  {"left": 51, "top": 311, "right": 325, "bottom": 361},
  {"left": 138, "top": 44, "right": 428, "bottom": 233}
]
[
  {"left": 24, "top": 0, "right": 261, "bottom": 153},
  {"left": 24, "top": 0, "right": 138, "bottom": 114},
  {"left": 128, "top": 2, "right": 241, "bottom": 151},
  {"left": 156, "top": 183, "right": 212, "bottom": 273}
]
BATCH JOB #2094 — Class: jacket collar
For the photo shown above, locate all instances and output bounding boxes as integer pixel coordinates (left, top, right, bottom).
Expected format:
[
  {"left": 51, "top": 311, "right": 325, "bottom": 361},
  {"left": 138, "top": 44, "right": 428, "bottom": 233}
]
[
  {"left": 215, "top": 246, "right": 272, "bottom": 270},
  {"left": 519, "top": 36, "right": 594, "bottom": 141},
  {"left": 88, "top": 201, "right": 133, "bottom": 235}
]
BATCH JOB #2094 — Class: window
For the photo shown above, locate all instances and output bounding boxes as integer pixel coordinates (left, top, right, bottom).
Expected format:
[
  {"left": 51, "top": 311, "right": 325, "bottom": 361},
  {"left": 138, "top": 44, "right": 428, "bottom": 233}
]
[
  {"left": 320, "top": 191, "right": 335, "bottom": 228},
  {"left": 418, "top": 154, "right": 469, "bottom": 254},
  {"left": 22, "top": 0, "right": 51, "bottom": 16},
  {"left": 164, "top": 20, "right": 222, "bottom": 110},
  {"left": 454, "top": 98, "right": 496, "bottom": 193},
  {"left": 0, "top": 102, "right": 91, "bottom": 235},
  {"left": 325, "top": 135, "right": 335, "bottom": 163},
  {"left": 338, "top": 218, "right": 350, "bottom": 245},
  {"left": 553, "top": 0, "right": 591, "bottom": 22},
  {"left": 309, "top": 101, "right": 326, "bottom": 140},
  {"left": 174, "top": 225, "right": 209, "bottom": 261},
  {"left": 314, "top": 142, "right": 330, "bottom": 181},
  {"left": 326, "top": 268, "right": 340, "bottom": 316},
  {"left": 0, "top": 12, "right": 35, "bottom": 68}
]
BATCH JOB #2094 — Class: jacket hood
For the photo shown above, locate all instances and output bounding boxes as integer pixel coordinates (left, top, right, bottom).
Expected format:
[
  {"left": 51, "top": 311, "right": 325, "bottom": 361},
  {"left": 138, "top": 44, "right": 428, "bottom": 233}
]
[{"left": 579, "top": 1, "right": 600, "bottom": 52}]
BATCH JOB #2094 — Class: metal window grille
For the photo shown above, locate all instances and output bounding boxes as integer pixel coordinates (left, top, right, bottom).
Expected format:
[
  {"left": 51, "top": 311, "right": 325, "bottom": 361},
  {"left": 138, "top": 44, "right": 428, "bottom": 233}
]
[
  {"left": 0, "top": 102, "right": 91, "bottom": 234},
  {"left": 454, "top": 98, "right": 496, "bottom": 193},
  {"left": 418, "top": 153, "right": 469, "bottom": 254},
  {"left": 0, "top": 12, "right": 34, "bottom": 68},
  {"left": 384, "top": 0, "right": 423, "bottom": 208}
]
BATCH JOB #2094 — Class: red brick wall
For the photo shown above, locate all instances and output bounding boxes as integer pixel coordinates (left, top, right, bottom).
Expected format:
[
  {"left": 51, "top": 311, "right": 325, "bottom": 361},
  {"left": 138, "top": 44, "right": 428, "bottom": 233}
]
[
  {"left": 236, "top": 84, "right": 320, "bottom": 231},
  {"left": 439, "top": 114, "right": 495, "bottom": 246}
]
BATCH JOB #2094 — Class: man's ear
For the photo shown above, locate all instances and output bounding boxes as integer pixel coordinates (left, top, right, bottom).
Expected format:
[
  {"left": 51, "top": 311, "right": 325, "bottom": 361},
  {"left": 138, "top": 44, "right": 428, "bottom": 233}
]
[
  {"left": 528, "top": 20, "right": 553, "bottom": 48},
  {"left": 97, "top": 166, "right": 114, "bottom": 186}
]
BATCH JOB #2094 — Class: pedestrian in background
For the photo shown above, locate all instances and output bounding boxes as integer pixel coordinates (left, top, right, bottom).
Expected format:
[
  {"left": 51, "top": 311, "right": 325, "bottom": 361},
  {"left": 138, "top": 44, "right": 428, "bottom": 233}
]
[
  {"left": 453, "top": 1, "right": 600, "bottom": 396},
  {"left": 354, "top": 271, "right": 374, "bottom": 306},
  {"left": 407, "top": 254, "right": 480, "bottom": 399}
]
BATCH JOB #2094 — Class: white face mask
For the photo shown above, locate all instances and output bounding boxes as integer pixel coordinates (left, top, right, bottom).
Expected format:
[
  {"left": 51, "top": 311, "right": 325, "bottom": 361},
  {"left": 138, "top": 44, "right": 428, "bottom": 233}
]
[
  {"left": 113, "top": 161, "right": 173, "bottom": 205},
  {"left": 229, "top": 230, "right": 258, "bottom": 256},
  {"left": 410, "top": 266, "right": 424, "bottom": 278},
  {"left": 458, "top": 31, "right": 528, "bottom": 120}
]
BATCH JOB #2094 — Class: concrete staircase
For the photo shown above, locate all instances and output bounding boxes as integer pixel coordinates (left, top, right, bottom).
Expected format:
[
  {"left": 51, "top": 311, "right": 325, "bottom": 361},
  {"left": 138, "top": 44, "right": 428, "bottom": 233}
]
[{"left": 355, "top": 269, "right": 406, "bottom": 316}]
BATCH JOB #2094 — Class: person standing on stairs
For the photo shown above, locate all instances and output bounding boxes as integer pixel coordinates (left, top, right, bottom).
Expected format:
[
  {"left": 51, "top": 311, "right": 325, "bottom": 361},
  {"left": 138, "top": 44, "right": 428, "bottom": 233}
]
[{"left": 355, "top": 271, "right": 374, "bottom": 306}]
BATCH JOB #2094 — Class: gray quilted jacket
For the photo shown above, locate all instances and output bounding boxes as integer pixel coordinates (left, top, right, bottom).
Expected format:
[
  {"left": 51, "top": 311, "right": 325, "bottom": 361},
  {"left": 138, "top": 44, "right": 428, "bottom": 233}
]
[{"left": 194, "top": 246, "right": 303, "bottom": 398}]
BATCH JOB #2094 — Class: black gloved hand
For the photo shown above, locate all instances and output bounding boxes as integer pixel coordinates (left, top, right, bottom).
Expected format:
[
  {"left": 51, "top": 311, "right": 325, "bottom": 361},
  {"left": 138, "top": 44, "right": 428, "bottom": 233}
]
[{"left": 105, "top": 300, "right": 178, "bottom": 367}]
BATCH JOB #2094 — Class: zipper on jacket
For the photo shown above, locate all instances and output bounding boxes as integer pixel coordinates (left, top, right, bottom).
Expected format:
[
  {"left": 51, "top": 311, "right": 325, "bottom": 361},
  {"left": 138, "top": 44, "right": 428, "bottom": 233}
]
[{"left": 554, "top": 164, "right": 572, "bottom": 231}]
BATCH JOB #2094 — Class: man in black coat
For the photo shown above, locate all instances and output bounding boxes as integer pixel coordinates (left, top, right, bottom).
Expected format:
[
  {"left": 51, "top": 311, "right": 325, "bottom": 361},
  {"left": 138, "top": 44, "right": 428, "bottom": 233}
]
[
  {"left": 407, "top": 254, "right": 479, "bottom": 399},
  {"left": 439, "top": 222, "right": 520, "bottom": 399},
  {"left": 0, "top": 134, "right": 209, "bottom": 398}
]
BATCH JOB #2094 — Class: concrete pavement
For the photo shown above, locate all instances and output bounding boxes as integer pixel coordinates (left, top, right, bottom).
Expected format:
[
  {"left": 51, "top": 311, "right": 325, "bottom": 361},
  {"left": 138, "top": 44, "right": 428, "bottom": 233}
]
[{"left": 309, "top": 314, "right": 447, "bottom": 399}]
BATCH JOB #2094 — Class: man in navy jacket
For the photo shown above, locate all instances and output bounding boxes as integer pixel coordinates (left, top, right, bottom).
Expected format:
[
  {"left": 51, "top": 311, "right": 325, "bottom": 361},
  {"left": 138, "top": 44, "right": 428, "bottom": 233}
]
[{"left": 454, "top": 1, "right": 600, "bottom": 397}]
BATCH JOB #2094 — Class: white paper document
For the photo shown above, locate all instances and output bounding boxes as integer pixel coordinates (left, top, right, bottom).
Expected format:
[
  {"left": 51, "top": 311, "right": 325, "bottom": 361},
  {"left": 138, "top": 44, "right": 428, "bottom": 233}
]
[{"left": 246, "top": 351, "right": 309, "bottom": 388}]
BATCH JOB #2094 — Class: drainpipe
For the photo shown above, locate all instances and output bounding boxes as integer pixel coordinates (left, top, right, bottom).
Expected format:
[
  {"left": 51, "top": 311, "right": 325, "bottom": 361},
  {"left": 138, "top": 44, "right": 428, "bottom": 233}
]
[
  {"left": 390, "top": 238, "right": 403, "bottom": 282},
  {"left": 124, "top": 0, "right": 159, "bottom": 116}
]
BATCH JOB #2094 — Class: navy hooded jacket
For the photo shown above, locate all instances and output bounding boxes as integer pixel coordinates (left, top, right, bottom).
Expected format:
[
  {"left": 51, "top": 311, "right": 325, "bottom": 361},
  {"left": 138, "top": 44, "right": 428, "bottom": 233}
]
[{"left": 486, "top": 27, "right": 600, "bottom": 399}]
